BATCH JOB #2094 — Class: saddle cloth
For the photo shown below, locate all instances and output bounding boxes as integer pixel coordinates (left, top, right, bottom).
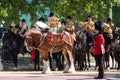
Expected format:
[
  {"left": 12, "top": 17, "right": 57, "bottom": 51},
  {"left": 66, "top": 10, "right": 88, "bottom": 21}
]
[
  {"left": 47, "top": 32, "right": 72, "bottom": 46},
  {"left": 47, "top": 32, "right": 64, "bottom": 46}
]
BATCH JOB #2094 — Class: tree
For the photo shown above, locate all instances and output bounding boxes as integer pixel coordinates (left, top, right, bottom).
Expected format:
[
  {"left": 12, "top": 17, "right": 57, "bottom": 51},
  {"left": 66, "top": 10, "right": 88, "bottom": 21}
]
[{"left": 0, "top": 0, "right": 117, "bottom": 27}]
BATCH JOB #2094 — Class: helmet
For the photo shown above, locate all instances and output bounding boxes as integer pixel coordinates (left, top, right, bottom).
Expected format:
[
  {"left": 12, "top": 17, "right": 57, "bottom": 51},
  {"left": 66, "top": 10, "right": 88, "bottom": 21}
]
[
  {"left": 107, "top": 18, "right": 112, "bottom": 23},
  {"left": 66, "top": 15, "right": 72, "bottom": 19},
  {"left": 49, "top": 12, "right": 54, "bottom": 17},
  {"left": 87, "top": 14, "right": 92, "bottom": 18},
  {"left": 21, "top": 19, "right": 26, "bottom": 22}
]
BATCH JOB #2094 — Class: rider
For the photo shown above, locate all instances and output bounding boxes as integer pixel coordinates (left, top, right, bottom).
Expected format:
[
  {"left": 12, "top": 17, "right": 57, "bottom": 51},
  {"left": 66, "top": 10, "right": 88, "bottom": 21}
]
[
  {"left": 19, "top": 19, "right": 28, "bottom": 36},
  {"left": 84, "top": 14, "right": 95, "bottom": 34},
  {"left": 15, "top": 24, "right": 21, "bottom": 34},
  {"left": 107, "top": 18, "right": 115, "bottom": 30},
  {"left": 36, "top": 17, "right": 49, "bottom": 32},
  {"left": 84, "top": 14, "right": 95, "bottom": 45},
  {"left": 65, "top": 15, "right": 76, "bottom": 41},
  {"left": 103, "top": 23, "right": 113, "bottom": 52},
  {"left": 48, "top": 12, "right": 61, "bottom": 33}
]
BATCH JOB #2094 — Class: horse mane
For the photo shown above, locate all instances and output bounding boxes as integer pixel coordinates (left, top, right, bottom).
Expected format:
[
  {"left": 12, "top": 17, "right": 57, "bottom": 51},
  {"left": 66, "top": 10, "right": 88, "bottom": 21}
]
[{"left": 7, "top": 29, "right": 16, "bottom": 37}]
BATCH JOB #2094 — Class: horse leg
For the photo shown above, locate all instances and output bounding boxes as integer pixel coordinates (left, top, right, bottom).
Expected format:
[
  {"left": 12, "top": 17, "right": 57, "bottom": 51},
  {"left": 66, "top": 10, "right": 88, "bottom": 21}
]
[
  {"left": 62, "top": 49, "right": 70, "bottom": 73},
  {"left": 48, "top": 52, "right": 52, "bottom": 70},
  {"left": 11, "top": 53, "right": 18, "bottom": 69},
  {"left": 110, "top": 52, "right": 114, "bottom": 69},
  {"left": 106, "top": 53, "right": 110, "bottom": 70},
  {"left": 41, "top": 51, "right": 51, "bottom": 74},
  {"left": 81, "top": 52, "right": 84, "bottom": 71},
  {"left": 33, "top": 61, "right": 37, "bottom": 70},
  {"left": 84, "top": 52, "right": 87, "bottom": 70},
  {"left": 57, "top": 52, "right": 62, "bottom": 71},
  {"left": 87, "top": 52, "right": 91, "bottom": 68},
  {"left": 67, "top": 50, "right": 75, "bottom": 73},
  {"left": 61, "top": 52, "right": 64, "bottom": 70}
]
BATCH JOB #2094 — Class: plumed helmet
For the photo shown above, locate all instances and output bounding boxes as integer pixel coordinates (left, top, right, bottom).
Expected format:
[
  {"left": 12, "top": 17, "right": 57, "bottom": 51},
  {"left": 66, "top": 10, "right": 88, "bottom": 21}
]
[{"left": 94, "top": 20, "right": 104, "bottom": 32}]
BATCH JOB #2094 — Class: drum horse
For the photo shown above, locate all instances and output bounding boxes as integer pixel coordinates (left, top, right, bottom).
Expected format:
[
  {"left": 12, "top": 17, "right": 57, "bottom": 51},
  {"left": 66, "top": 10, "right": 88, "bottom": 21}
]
[{"left": 24, "top": 27, "right": 75, "bottom": 73}]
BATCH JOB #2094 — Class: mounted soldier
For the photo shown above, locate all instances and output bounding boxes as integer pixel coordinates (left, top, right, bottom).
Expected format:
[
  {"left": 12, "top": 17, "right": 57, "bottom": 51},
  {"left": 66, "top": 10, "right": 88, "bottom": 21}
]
[
  {"left": 103, "top": 23, "right": 113, "bottom": 51},
  {"left": 15, "top": 24, "right": 21, "bottom": 34},
  {"left": 107, "top": 18, "right": 115, "bottom": 30},
  {"left": 19, "top": 19, "right": 28, "bottom": 36},
  {"left": 84, "top": 14, "right": 95, "bottom": 45},
  {"left": 65, "top": 15, "right": 76, "bottom": 41},
  {"left": 84, "top": 14, "right": 95, "bottom": 34},
  {"left": 48, "top": 12, "right": 61, "bottom": 33},
  {"left": 36, "top": 17, "right": 50, "bottom": 33}
]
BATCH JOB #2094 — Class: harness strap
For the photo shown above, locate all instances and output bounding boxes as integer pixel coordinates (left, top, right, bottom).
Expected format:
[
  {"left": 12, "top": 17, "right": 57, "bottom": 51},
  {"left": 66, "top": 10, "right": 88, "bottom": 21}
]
[{"left": 39, "top": 33, "right": 47, "bottom": 47}]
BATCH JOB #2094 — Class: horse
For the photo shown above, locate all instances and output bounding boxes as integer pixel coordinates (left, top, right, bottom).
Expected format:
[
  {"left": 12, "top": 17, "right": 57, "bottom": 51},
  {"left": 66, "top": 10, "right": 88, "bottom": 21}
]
[
  {"left": 84, "top": 31, "right": 94, "bottom": 69},
  {"left": 115, "top": 38, "right": 120, "bottom": 70},
  {"left": 2, "top": 29, "right": 35, "bottom": 70},
  {"left": 103, "top": 27, "right": 120, "bottom": 70},
  {"left": 112, "top": 27, "right": 120, "bottom": 70},
  {"left": 24, "top": 28, "right": 75, "bottom": 74},
  {"left": 74, "top": 31, "right": 87, "bottom": 70}
]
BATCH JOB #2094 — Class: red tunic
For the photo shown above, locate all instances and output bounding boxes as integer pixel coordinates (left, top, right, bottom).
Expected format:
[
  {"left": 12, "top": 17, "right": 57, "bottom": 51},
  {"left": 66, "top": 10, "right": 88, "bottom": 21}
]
[{"left": 94, "top": 34, "right": 105, "bottom": 56}]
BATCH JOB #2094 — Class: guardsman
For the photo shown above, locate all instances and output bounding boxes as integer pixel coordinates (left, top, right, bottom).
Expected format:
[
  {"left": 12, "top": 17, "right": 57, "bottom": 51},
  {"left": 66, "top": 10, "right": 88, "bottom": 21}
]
[
  {"left": 84, "top": 14, "right": 95, "bottom": 34},
  {"left": 94, "top": 20, "right": 105, "bottom": 79},
  {"left": 19, "top": 19, "right": 28, "bottom": 35},
  {"left": 65, "top": 15, "right": 76, "bottom": 40},
  {"left": 48, "top": 12, "right": 60, "bottom": 33}
]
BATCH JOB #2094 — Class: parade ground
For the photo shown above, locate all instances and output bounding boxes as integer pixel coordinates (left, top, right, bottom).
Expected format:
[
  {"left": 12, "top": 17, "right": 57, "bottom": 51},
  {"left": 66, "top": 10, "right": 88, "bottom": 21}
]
[{"left": 0, "top": 70, "right": 119, "bottom": 80}]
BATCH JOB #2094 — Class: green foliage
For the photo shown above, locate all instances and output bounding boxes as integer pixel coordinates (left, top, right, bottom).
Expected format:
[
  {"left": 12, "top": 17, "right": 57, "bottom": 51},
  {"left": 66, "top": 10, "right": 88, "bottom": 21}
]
[
  {"left": 0, "top": 0, "right": 116, "bottom": 27},
  {"left": 112, "top": 2, "right": 120, "bottom": 27}
]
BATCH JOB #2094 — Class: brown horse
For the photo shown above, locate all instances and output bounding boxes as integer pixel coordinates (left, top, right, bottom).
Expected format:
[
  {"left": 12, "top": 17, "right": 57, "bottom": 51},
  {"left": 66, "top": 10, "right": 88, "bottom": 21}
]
[{"left": 24, "top": 29, "right": 75, "bottom": 74}]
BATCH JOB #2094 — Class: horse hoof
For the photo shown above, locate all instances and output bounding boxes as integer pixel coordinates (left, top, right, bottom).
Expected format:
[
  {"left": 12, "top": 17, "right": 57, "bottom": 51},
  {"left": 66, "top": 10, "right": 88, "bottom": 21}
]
[
  {"left": 12, "top": 67, "right": 17, "bottom": 71},
  {"left": 63, "top": 70, "right": 75, "bottom": 73},
  {"left": 41, "top": 72, "right": 51, "bottom": 74},
  {"left": 41, "top": 71, "right": 52, "bottom": 74},
  {"left": 68, "top": 70, "right": 75, "bottom": 73}
]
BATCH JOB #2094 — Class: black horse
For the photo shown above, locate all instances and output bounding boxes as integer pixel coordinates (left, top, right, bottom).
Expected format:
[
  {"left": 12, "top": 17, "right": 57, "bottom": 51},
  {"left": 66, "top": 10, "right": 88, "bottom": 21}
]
[
  {"left": 103, "top": 27, "right": 120, "bottom": 70},
  {"left": 2, "top": 29, "right": 28, "bottom": 68},
  {"left": 2, "top": 29, "right": 41, "bottom": 70},
  {"left": 74, "top": 31, "right": 87, "bottom": 70},
  {"left": 85, "top": 31, "right": 94, "bottom": 69}
]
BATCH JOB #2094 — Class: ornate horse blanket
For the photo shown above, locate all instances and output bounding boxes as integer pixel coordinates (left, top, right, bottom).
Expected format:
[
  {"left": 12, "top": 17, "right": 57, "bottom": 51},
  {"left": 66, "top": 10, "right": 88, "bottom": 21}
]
[{"left": 47, "top": 32, "right": 72, "bottom": 47}]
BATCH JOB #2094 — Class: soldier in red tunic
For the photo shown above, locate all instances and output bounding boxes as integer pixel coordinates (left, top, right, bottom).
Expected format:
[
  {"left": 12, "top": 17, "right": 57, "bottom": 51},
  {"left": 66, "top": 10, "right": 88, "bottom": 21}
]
[{"left": 94, "top": 20, "right": 105, "bottom": 79}]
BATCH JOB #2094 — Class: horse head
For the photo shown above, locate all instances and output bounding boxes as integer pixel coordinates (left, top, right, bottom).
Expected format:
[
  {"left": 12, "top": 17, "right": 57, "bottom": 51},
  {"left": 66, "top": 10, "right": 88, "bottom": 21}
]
[
  {"left": 76, "top": 31, "right": 86, "bottom": 43},
  {"left": 24, "top": 29, "right": 42, "bottom": 52}
]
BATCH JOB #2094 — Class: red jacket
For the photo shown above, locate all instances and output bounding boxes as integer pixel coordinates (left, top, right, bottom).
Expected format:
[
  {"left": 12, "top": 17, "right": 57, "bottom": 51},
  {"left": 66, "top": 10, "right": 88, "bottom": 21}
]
[{"left": 94, "top": 34, "right": 105, "bottom": 56}]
